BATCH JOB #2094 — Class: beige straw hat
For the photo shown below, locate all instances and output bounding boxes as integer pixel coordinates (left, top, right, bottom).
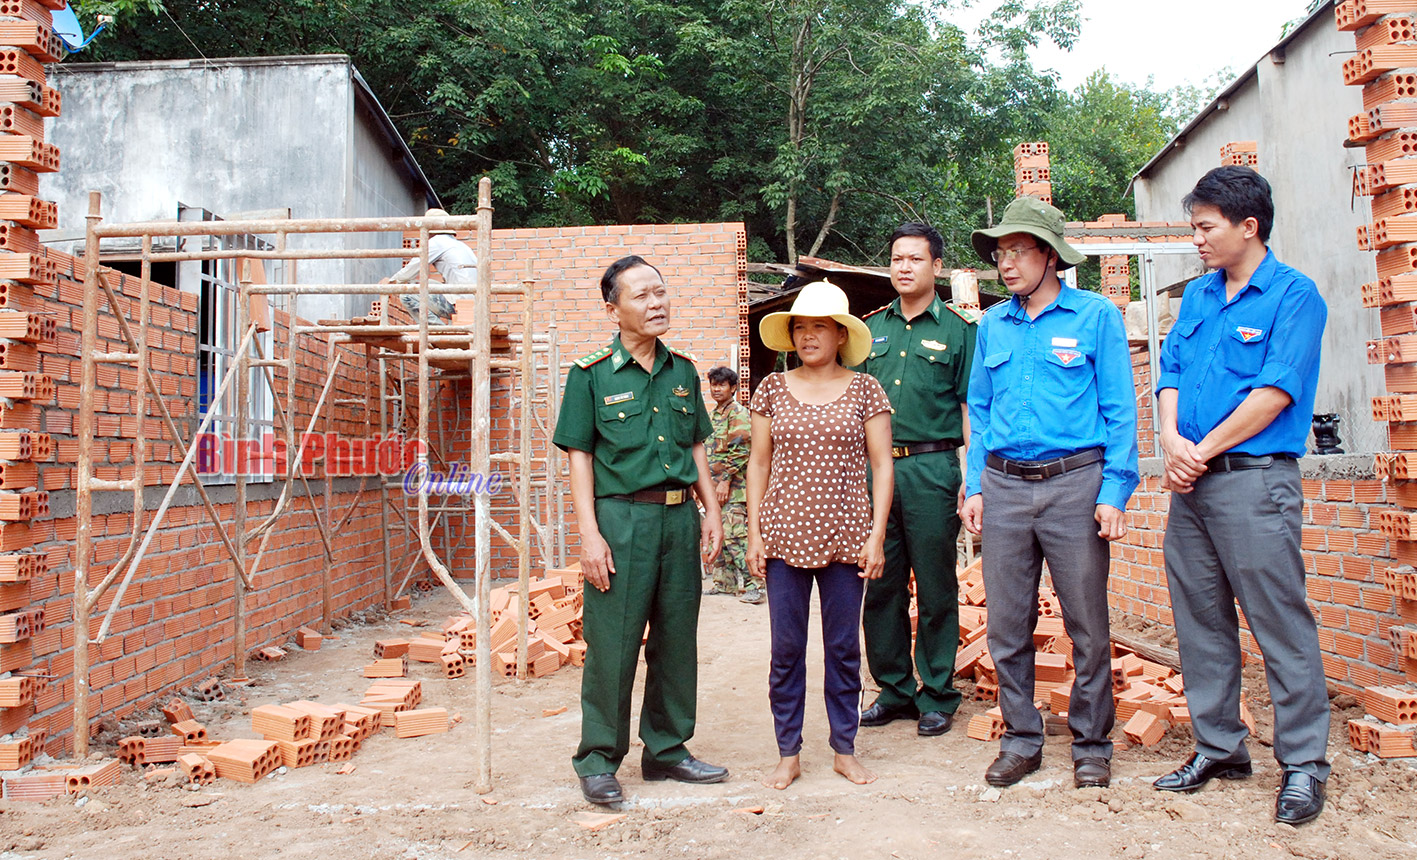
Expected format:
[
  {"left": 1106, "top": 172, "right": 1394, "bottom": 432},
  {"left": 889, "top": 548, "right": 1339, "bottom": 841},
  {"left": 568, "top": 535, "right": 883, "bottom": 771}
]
[
  {"left": 425, "top": 207, "right": 456, "bottom": 235},
  {"left": 759, "top": 280, "right": 873, "bottom": 366}
]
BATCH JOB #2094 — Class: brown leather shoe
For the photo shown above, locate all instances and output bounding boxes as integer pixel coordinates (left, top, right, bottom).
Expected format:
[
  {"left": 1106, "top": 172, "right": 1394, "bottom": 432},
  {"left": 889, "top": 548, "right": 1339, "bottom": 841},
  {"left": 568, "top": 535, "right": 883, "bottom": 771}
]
[
  {"left": 1074, "top": 756, "right": 1111, "bottom": 788},
  {"left": 985, "top": 750, "right": 1042, "bottom": 787}
]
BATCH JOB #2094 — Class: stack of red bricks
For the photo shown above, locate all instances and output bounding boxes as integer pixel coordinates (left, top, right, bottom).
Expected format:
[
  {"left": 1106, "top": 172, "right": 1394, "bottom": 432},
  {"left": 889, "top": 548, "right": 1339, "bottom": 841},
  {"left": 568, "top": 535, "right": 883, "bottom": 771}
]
[
  {"left": 0, "top": 0, "right": 60, "bottom": 772},
  {"left": 1219, "top": 141, "right": 1259, "bottom": 168},
  {"left": 1339, "top": 2, "right": 1417, "bottom": 693},
  {"left": 487, "top": 567, "right": 585, "bottom": 678},
  {"left": 952, "top": 558, "right": 1199, "bottom": 747},
  {"left": 364, "top": 566, "right": 584, "bottom": 681},
  {"left": 1013, "top": 142, "right": 1052, "bottom": 204},
  {"left": 1096, "top": 214, "right": 1133, "bottom": 309},
  {"left": 1349, "top": 683, "right": 1417, "bottom": 756}
]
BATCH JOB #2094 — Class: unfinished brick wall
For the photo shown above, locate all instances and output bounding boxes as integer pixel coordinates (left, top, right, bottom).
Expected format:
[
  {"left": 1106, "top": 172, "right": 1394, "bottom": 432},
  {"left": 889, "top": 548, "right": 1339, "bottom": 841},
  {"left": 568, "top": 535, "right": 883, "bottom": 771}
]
[
  {"left": 425, "top": 223, "right": 747, "bottom": 572},
  {"left": 1334, "top": 1, "right": 1417, "bottom": 697},
  {"left": 2, "top": 247, "right": 403, "bottom": 753},
  {"left": 1110, "top": 469, "right": 1406, "bottom": 692}
]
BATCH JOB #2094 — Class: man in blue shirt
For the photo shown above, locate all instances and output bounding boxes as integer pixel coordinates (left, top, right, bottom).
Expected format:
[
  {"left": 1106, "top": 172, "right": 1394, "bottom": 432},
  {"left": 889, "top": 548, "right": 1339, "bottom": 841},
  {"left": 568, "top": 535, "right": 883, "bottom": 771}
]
[
  {"left": 1152, "top": 167, "right": 1329, "bottom": 826},
  {"left": 961, "top": 197, "right": 1139, "bottom": 790}
]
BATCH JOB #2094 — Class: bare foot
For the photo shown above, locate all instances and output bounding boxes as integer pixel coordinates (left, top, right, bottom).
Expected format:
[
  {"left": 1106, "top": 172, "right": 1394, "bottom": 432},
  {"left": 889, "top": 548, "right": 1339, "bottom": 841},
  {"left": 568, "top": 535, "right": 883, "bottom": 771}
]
[
  {"left": 833, "top": 753, "right": 876, "bottom": 785},
  {"left": 762, "top": 756, "right": 801, "bottom": 790}
]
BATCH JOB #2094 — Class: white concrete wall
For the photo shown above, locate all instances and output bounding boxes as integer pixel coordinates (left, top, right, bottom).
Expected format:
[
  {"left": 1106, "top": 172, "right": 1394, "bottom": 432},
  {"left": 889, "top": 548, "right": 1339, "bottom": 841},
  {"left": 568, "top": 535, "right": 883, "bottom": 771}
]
[
  {"left": 41, "top": 56, "right": 428, "bottom": 321},
  {"left": 1134, "top": 21, "right": 1383, "bottom": 454}
]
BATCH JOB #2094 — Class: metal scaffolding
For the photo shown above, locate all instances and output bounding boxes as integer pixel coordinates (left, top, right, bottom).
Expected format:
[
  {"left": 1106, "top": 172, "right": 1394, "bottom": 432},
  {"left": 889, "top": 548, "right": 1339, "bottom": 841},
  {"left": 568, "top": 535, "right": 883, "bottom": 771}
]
[{"left": 72, "top": 178, "right": 561, "bottom": 792}]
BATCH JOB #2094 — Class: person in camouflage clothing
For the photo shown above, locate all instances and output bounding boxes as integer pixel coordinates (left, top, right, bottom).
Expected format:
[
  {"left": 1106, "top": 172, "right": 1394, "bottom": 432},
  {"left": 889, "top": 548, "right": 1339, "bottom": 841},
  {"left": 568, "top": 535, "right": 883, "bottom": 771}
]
[{"left": 704, "top": 366, "right": 761, "bottom": 603}]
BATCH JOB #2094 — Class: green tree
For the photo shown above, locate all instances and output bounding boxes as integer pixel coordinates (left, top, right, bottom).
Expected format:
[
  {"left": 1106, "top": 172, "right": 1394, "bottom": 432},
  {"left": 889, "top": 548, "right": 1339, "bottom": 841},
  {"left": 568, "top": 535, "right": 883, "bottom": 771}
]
[{"left": 1043, "top": 70, "right": 1179, "bottom": 221}]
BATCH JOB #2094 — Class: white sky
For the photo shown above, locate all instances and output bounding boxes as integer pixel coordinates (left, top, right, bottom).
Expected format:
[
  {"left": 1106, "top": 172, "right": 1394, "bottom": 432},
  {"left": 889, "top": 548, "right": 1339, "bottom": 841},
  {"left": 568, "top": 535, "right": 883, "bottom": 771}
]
[{"left": 954, "top": 0, "right": 1318, "bottom": 93}]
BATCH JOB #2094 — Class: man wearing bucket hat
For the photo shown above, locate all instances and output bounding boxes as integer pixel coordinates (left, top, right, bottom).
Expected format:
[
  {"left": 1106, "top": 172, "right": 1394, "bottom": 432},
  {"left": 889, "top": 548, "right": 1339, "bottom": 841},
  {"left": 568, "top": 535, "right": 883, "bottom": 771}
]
[
  {"left": 960, "top": 197, "right": 1139, "bottom": 789},
  {"left": 855, "top": 222, "right": 977, "bottom": 738},
  {"left": 553, "top": 255, "right": 727, "bottom": 806},
  {"left": 747, "top": 280, "right": 894, "bottom": 789},
  {"left": 384, "top": 207, "right": 475, "bottom": 320}
]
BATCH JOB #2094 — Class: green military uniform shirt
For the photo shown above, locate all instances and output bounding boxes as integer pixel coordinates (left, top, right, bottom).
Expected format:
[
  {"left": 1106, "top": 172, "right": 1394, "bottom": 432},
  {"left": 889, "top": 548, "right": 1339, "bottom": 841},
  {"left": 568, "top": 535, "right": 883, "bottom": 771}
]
[
  {"left": 553, "top": 335, "right": 712, "bottom": 494},
  {"left": 857, "top": 295, "right": 978, "bottom": 444}
]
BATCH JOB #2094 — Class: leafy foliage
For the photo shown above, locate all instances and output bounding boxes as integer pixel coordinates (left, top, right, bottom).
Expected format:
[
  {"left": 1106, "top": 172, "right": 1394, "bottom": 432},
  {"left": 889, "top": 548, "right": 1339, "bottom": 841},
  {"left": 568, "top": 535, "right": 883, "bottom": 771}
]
[{"left": 79, "top": 0, "right": 1196, "bottom": 267}]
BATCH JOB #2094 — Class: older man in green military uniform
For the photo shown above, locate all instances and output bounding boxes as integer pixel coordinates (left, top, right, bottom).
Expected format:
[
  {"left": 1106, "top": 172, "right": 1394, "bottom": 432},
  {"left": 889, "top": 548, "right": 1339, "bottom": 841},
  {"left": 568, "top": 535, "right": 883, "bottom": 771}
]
[
  {"left": 553, "top": 255, "right": 727, "bottom": 806},
  {"left": 857, "top": 223, "right": 977, "bottom": 737}
]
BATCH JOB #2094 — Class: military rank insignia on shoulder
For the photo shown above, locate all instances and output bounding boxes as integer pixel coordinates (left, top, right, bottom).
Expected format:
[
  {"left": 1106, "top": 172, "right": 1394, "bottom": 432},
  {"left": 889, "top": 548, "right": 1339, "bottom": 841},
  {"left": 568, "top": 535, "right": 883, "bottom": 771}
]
[
  {"left": 574, "top": 345, "right": 613, "bottom": 369},
  {"left": 946, "top": 302, "right": 981, "bottom": 324},
  {"left": 667, "top": 345, "right": 697, "bottom": 363},
  {"left": 863, "top": 303, "right": 891, "bottom": 320}
]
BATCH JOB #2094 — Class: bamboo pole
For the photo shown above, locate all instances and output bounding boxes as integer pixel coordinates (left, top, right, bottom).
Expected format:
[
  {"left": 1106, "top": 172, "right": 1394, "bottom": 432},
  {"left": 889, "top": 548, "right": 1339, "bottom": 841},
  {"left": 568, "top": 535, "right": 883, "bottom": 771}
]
[
  {"left": 71, "top": 192, "right": 102, "bottom": 756},
  {"left": 517, "top": 274, "right": 534, "bottom": 678},
  {"left": 234, "top": 252, "right": 251, "bottom": 678},
  {"left": 473, "top": 177, "right": 494, "bottom": 793}
]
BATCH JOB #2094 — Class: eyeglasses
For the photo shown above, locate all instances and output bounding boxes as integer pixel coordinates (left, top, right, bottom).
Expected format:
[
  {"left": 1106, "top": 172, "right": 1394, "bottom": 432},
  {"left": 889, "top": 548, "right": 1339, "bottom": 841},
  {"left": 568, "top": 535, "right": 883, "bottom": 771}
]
[{"left": 991, "top": 244, "right": 1040, "bottom": 263}]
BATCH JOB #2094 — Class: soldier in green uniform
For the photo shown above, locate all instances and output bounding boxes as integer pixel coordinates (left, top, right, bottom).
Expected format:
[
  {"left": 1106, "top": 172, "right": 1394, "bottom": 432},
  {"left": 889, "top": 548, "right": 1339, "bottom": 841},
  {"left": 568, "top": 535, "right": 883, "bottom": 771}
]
[
  {"left": 552, "top": 255, "right": 728, "bottom": 806},
  {"left": 704, "top": 366, "right": 758, "bottom": 602},
  {"left": 857, "top": 223, "right": 978, "bottom": 737}
]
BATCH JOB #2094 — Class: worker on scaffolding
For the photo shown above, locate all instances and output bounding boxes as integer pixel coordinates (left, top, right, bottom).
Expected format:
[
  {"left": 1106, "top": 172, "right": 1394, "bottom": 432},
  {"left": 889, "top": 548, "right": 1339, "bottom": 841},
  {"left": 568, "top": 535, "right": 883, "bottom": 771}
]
[
  {"left": 960, "top": 197, "right": 1139, "bottom": 791},
  {"left": 553, "top": 255, "right": 727, "bottom": 806},
  {"left": 382, "top": 207, "right": 474, "bottom": 321}
]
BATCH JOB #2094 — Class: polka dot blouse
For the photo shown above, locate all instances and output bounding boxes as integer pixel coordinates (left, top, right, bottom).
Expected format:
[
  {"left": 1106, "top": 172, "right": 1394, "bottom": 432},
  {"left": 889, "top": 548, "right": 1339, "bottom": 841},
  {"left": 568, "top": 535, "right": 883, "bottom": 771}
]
[{"left": 750, "top": 372, "right": 892, "bottom": 568}]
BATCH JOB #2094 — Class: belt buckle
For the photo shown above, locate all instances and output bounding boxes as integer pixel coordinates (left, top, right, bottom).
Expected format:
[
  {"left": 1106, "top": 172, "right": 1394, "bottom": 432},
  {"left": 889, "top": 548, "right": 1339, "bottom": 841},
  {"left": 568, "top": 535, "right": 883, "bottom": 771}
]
[
  {"left": 1021, "top": 469, "right": 1045, "bottom": 481},
  {"left": 892, "top": 446, "right": 908, "bottom": 459},
  {"left": 664, "top": 489, "right": 685, "bottom": 505}
]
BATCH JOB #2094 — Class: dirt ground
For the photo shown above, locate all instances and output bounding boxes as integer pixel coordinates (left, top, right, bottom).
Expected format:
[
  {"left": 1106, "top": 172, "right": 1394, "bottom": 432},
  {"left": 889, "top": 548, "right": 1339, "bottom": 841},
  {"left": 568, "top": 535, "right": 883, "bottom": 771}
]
[{"left": 2, "top": 589, "right": 1416, "bottom": 860}]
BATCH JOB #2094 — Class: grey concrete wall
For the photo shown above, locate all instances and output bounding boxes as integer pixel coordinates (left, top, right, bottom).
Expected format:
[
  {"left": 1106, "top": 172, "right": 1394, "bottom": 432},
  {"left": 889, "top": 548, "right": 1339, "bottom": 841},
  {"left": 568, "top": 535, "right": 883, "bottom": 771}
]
[
  {"left": 41, "top": 56, "right": 427, "bottom": 321},
  {"left": 347, "top": 98, "right": 425, "bottom": 316},
  {"left": 1134, "top": 24, "right": 1383, "bottom": 454}
]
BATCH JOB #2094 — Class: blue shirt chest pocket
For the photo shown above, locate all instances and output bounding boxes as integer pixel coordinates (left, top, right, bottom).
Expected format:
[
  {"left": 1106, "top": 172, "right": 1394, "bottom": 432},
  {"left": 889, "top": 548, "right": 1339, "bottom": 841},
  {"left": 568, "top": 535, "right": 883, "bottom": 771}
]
[
  {"left": 1044, "top": 343, "right": 1092, "bottom": 373},
  {"left": 983, "top": 349, "right": 1011, "bottom": 378},
  {"left": 1164, "top": 317, "right": 1204, "bottom": 366},
  {"left": 1223, "top": 324, "right": 1268, "bottom": 376}
]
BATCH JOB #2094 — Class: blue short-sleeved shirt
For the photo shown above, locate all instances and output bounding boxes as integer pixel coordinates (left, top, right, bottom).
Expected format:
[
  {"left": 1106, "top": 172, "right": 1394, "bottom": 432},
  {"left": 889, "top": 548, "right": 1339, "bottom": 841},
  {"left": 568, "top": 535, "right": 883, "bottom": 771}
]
[
  {"left": 1155, "top": 249, "right": 1327, "bottom": 457},
  {"left": 964, "top": 286, "right": 1140, "bottom": 511}
]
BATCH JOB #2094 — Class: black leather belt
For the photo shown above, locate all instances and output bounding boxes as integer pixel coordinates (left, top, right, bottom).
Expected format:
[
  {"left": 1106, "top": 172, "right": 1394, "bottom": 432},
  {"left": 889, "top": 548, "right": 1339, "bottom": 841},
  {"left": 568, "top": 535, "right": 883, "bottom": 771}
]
[
  {"left": 892, "top": 439, "right": 962, "bottom": 459},
  {"left": 604, "top": 486, "right": 690, "bottom": 505},
  {"left": 1205, "top": 453, "right": 1292, "bottom": 473},
  {"left": 986, "top": 448, "right": 1103, "bottom": 481}
]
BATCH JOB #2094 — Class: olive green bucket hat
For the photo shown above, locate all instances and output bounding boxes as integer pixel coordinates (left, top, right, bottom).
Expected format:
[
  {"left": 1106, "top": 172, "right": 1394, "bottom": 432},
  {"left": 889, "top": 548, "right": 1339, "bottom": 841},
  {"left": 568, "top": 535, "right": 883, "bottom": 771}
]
[{"left": 971, "top": 196, "right": 1086, "bottom": 271}]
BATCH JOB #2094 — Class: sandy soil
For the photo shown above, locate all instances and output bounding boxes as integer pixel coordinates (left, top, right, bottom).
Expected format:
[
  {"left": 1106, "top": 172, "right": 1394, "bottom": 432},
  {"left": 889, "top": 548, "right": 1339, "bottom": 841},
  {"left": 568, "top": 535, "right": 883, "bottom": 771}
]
[{"left": 2, "top": 589, "right": 1415, "bottom": 860}]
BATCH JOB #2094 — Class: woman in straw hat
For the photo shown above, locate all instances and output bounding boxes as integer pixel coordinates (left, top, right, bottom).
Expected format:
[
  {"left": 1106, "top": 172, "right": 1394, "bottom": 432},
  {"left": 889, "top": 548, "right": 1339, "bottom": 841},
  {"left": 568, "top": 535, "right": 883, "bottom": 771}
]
[{"left": 746, "top": 280, "right": 894, "bottom": 789}]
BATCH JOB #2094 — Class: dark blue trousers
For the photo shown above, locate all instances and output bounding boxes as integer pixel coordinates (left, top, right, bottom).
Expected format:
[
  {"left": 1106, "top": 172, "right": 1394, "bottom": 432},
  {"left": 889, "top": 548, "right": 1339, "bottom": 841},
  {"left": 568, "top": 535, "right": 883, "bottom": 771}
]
[{"left": 766, "top": 559, "right": 866, "bottom": 757}]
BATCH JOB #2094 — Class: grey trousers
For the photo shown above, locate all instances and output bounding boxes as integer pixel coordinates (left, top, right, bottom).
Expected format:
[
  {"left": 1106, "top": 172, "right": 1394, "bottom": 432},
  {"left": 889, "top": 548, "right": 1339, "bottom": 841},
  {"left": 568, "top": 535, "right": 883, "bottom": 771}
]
[
  {"left": 1163, "top": 460, "right": 1331, "bottom": 780},
  {"left": 981, "top": 461, "right": 1115, "bottom": 760}
]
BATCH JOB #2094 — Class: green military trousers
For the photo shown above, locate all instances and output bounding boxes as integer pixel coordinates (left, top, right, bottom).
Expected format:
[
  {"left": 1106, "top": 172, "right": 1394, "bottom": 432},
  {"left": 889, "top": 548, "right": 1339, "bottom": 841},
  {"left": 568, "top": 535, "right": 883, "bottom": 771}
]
[
  {"left": 862, "top": 450, "right": 963, "bottom": 715},
  {"left": 572, "top": 497, "right": 703, "bottom": 777}
]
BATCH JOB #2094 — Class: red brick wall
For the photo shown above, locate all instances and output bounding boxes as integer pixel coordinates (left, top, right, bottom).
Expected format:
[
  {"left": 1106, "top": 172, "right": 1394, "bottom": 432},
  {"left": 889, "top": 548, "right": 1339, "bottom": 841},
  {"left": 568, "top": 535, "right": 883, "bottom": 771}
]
[
  {"left": 1109, "top": 468, "right": 1410, "bottom": 693},
  {"left": 430, "top": 223, "right": 747, "bottom": 572},
  {"left": 13, "top": 251, "right": 395, "bottom": 753}
]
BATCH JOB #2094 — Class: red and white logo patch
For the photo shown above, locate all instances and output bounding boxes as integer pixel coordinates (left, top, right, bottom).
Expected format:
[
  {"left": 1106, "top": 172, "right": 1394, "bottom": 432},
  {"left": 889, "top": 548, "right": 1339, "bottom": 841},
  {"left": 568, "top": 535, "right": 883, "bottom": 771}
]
[
  {"left": 1052, "top": 348, "right": 1082, "bottom": 366},
  {"left": 1236, "top": 326, "right": 1263, "bottom": 342}
]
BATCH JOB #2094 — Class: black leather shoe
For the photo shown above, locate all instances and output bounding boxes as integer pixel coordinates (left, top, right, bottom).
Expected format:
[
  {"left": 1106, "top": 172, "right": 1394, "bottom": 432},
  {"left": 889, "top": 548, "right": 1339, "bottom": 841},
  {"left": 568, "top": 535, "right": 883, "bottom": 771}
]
[
  {"left": 642, "top": 754, "right": 729, "bottom": 784},
  {"left": 579, "top": 773, "right": 623, "bottom": 805},
  {"left": 1074, "top": 756, "right": 1111, "bottom": 788},
  {"left": 917, "top": 711, "right": 954, "bottom": 736},
  {"left": 1274, "top": 771, "right": 1325, "bottom": 825},
  {"left": 1153, "top": 752, "right": 1252, "bottom": 792},
  {"left": 860, "top": 700, "right": 919, "bottom": 727},
  {"left": 985, "top": 750, "right": 1043, "bottom": 787}
]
